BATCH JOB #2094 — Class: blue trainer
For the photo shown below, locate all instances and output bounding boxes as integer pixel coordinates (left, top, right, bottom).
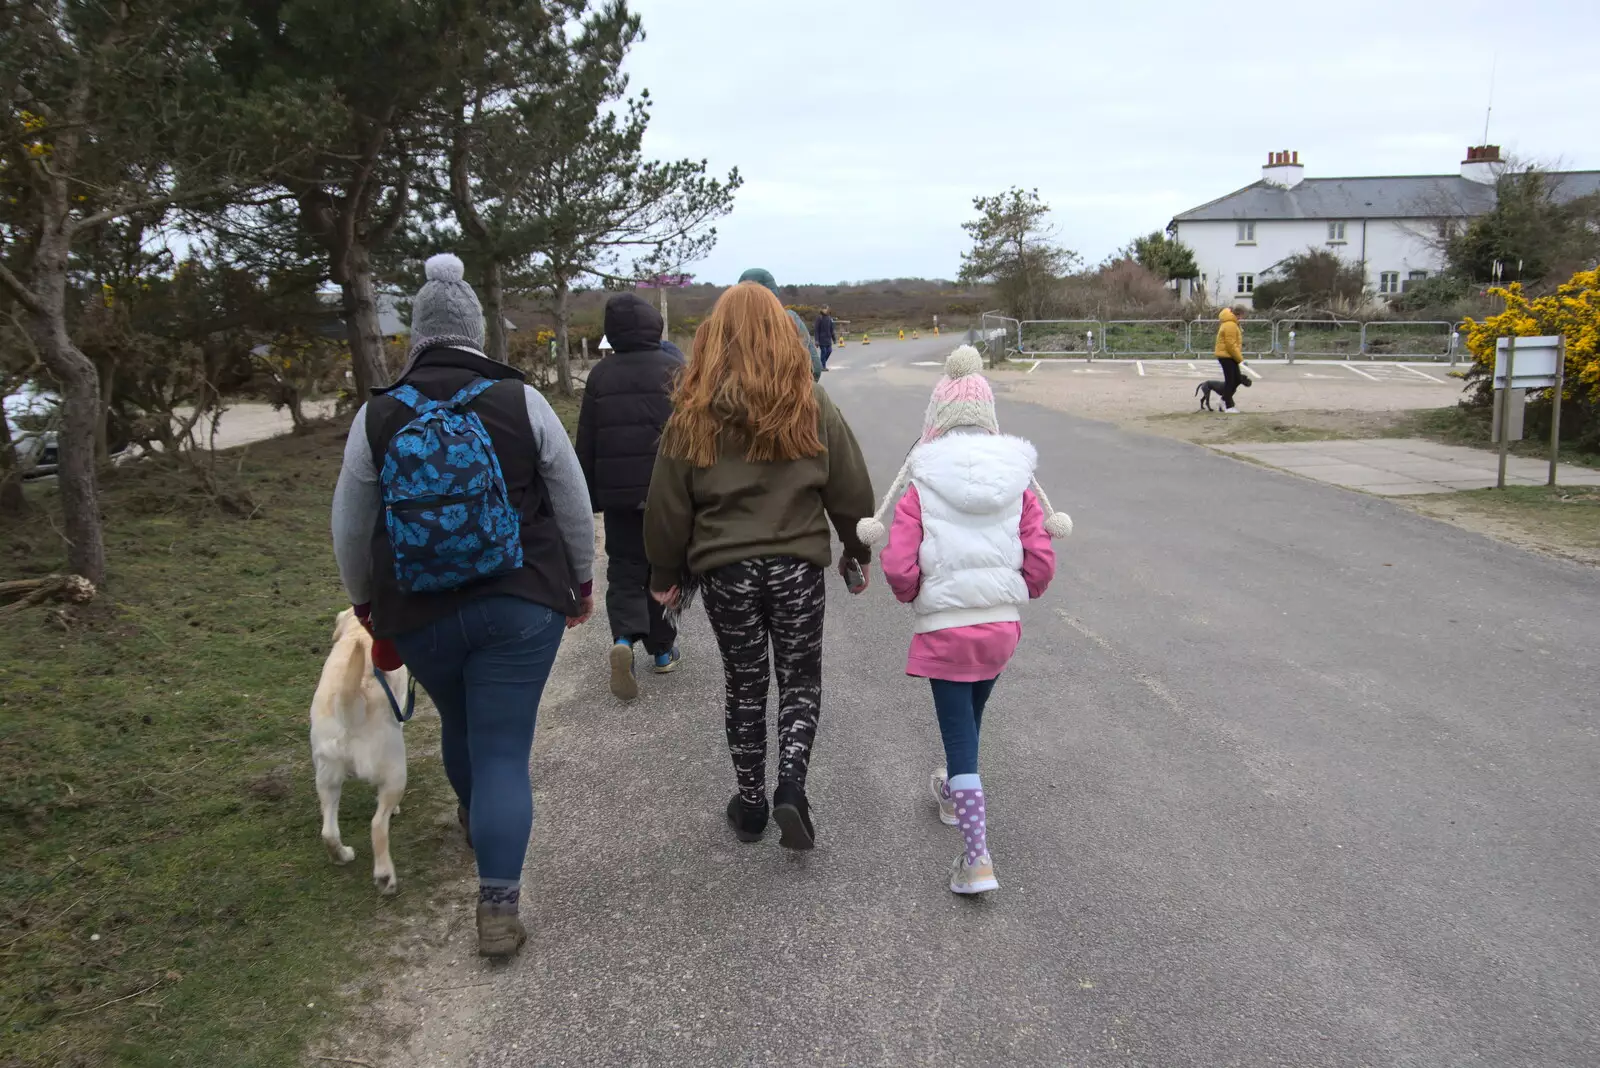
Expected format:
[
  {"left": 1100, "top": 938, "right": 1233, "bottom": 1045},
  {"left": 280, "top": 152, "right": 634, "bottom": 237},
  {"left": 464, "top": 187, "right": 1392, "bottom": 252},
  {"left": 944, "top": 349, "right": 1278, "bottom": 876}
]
[{"left": 652, "top": 647, "right": 682, "bottom": 674}]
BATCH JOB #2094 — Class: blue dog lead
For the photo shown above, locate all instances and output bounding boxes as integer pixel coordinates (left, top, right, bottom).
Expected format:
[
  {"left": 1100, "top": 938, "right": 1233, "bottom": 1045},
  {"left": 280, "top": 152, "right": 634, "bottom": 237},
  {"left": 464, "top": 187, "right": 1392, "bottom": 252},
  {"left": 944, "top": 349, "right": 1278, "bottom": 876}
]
[{"left": 374, "top": 668, "right": 417, "bottom": 724}]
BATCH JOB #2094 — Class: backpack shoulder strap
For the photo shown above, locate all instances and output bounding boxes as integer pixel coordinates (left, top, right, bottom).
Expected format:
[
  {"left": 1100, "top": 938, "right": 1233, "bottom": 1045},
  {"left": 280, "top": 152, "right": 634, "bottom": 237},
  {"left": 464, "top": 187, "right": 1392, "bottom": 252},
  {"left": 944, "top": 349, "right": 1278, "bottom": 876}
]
[
  {"left": 387, "top": 384, "right": 429, "bottom": 413},
  {"left": 447, "top": 378, "right": 499, "bottom": 409}
]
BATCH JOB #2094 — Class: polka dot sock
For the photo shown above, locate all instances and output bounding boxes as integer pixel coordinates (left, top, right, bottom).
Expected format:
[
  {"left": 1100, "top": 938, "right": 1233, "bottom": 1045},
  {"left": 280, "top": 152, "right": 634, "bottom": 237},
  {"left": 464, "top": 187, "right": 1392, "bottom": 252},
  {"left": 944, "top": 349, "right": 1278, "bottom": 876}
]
[{"left": 948, "top": 776, "right": 987, "bottom": 864}]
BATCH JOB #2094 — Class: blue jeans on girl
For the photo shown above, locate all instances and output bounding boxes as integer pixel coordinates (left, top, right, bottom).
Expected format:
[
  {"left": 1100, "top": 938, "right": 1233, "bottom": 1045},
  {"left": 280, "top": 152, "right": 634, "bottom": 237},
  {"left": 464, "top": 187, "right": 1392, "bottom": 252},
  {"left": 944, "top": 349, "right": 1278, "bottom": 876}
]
[{"left": 930, "top": 676, "right": 998, "bottom": 777}]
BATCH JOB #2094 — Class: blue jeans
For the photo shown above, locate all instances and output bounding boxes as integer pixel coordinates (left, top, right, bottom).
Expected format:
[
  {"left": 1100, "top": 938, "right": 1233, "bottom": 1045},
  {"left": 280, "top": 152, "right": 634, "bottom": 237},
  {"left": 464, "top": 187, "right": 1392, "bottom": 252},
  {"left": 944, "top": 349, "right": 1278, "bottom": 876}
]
[
  {"left": 392, "top": 596, "right": 565, "bottom": 885},
  {"left": 819, "top": 344, "right": 832, "bottom": 368},
  {"left": 930, "top": 677, "right": 998, "bottom": 778}
]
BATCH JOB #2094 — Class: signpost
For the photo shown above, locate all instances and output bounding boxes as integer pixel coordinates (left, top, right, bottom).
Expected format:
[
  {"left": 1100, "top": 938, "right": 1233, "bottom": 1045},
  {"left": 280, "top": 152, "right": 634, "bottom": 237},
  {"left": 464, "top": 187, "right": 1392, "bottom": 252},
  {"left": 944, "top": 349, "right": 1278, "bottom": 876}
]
[
  {"left": 636, "top": 273, "right": 693, "bottom": 339},
  {"left": 1491, "top": 335, "right": 1566, "bottom": 489}
]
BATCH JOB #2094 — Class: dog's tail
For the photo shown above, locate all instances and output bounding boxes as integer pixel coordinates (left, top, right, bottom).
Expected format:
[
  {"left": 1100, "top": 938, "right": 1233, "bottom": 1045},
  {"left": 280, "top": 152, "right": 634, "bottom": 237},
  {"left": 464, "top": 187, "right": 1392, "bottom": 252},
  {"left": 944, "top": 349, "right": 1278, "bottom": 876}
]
[
  {"left": 1194, "top": 383, "right": 1203, "bottom": 396},
  {"left": 338, "top": 629, "right": 367, "bottom": 707}
]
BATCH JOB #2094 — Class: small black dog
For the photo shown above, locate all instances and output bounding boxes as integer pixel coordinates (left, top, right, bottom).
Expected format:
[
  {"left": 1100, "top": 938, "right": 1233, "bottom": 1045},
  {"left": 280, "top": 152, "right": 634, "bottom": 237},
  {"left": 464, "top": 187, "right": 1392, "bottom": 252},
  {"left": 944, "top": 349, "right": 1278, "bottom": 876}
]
[{"left": 1196, "top": 375, "right": 1252, "bottom": 411}]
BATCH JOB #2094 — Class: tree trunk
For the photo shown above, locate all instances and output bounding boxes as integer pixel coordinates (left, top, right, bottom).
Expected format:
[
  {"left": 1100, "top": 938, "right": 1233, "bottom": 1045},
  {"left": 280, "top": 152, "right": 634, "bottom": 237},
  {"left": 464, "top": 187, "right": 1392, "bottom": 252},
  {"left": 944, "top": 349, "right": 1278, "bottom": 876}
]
[
  {"left": 29, "top": 314, "right": 106, "bottom": 585},
  {"left": 287, "top": 389, "right": 308, "bottom": 433},
  {"left": 342, "top": 242, "right": 389, "bottom": 398},
  {"left": 95, "top": 358, "right": 114, "bottom": 463},
  {"left": 483, "top": 259, "right": 507, "bottom": 364},
  {"left": 553, "top": 278, "right": 574, "bottom": 397}
]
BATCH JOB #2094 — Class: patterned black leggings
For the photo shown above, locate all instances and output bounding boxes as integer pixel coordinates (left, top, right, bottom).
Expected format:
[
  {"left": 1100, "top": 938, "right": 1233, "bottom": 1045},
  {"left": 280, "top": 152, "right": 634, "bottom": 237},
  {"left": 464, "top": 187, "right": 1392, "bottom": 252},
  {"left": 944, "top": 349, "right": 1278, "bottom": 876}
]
[{"left": 700, "top": 557, "right": 826, "bottom": 806}]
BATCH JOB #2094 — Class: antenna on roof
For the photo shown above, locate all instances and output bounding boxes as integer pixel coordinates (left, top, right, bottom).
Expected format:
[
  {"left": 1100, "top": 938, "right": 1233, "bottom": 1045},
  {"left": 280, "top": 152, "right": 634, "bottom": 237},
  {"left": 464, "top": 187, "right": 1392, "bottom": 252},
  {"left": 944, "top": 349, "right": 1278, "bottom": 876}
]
[{"left": 1481, "top": 52, "right": 1497, "bottom": 146}]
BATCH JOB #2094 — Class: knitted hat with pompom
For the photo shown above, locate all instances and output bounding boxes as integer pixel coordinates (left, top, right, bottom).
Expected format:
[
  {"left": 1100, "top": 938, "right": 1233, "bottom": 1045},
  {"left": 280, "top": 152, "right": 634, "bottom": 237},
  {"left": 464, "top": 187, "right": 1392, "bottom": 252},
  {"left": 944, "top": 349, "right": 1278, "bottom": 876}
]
[
  {"left": 855, "top": 345, "right": 1073, "bottom": 547},
  {"left": 408, "top": 252, "right": 486, "bottom": 361}
]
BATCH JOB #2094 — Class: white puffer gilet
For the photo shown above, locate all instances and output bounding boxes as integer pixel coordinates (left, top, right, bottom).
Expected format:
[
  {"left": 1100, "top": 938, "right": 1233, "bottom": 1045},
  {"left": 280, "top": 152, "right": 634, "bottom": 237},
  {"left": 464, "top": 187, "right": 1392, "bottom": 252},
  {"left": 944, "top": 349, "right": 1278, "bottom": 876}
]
[{"left": 907, "top": 431, "right": 1036, "bottom": 633}]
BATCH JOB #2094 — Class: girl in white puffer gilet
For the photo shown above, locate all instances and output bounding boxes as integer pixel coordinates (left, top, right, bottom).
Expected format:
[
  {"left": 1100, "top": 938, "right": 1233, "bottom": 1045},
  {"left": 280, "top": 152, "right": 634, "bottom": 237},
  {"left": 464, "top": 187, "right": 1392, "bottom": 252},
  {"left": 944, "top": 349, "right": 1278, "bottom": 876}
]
[{"left": 857, "top": 346, "right": 1071, "bottom": 895}]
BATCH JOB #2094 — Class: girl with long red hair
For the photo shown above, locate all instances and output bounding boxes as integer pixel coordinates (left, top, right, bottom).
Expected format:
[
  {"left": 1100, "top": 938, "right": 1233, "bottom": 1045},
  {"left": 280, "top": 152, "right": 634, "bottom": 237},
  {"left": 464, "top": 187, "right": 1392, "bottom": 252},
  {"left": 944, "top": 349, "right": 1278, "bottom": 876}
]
[{"left": 645, "top": 281, "right": 874, "bottom": 849}]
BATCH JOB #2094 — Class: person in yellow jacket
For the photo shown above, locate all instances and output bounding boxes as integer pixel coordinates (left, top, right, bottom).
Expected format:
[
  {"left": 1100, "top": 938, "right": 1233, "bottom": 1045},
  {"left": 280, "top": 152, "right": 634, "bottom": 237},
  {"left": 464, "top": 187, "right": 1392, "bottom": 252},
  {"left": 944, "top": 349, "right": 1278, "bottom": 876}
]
[{"left": 1213, "top": 308, "right": 1246, "bottom": 413}]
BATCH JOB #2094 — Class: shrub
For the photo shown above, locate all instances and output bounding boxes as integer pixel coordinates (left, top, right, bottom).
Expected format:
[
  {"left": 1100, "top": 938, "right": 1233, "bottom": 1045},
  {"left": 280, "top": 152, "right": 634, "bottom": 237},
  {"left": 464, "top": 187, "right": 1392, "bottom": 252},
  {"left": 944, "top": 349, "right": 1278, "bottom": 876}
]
[{"left": 1463, "top": 269, "right": 1600, "bottom": 450}]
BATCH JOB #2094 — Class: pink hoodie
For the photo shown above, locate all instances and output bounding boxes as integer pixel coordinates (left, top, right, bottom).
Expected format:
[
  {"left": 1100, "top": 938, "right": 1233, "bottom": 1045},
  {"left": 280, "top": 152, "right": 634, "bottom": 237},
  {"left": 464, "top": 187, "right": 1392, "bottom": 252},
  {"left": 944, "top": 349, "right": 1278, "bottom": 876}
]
[{"left": 880, "top": 484, "right": 1056, "bottom": 682}]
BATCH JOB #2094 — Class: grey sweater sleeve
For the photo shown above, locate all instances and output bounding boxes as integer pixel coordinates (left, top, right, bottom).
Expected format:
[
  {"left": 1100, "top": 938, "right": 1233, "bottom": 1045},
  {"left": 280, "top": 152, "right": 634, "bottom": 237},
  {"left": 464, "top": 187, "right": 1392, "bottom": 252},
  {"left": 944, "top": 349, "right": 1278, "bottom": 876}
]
[
  {"left": 524, "top": 386, "right": 596, "bottom": 587},
  {"left": 332, "top": 404, "right": 380, "bottom": 606}
]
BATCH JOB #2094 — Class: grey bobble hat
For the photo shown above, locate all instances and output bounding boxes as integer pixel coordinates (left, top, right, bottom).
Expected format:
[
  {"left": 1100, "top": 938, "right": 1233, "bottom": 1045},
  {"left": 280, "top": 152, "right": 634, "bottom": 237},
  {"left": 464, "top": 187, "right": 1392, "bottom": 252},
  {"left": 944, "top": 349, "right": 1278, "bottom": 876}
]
[{"left": 408, "top": 253, "right": 486, "bottom": 361}]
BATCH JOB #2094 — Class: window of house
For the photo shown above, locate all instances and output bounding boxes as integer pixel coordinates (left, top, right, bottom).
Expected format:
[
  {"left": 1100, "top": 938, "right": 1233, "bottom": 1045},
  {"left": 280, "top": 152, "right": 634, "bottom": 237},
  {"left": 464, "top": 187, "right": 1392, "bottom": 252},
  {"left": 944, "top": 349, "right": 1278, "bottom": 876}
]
[
  {"left": 1379, "top": 271, "right": 1400, "bottom": 295},
  {"left": 1327, "top": 221, "right": 1347, "bottom": 242},
  {"left": 1236, "top": 273, "right": 1255, "bottom": 295},
  {"left": 1236, "top": 221, "right": 1255, "bottom": 244},
  {"left": 1408, "top": 270, "right": 1428, "bottom": 280}
]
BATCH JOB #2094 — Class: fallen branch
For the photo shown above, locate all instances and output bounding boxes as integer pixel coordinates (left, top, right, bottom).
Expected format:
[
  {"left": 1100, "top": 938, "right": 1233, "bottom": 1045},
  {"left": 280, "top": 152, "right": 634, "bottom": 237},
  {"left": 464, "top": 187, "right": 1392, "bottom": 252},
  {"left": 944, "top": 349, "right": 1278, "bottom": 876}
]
[{"left": 0, "top": 573, "right": 97, "bottom": 618}]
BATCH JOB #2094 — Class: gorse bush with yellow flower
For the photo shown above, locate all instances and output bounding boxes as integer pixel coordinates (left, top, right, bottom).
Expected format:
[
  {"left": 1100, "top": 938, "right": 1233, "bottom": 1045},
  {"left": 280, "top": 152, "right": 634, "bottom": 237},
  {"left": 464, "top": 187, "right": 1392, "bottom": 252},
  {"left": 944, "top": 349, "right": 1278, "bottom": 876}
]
[{"left": 1463, "top": 268, "right": 1600, "bottom": 450}]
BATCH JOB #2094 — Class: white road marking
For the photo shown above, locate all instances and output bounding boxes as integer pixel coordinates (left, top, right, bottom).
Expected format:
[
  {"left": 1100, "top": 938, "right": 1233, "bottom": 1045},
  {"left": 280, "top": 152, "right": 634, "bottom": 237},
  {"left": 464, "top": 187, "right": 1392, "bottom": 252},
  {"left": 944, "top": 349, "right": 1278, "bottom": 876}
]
[
  {"left": 1027, "top": 360, "right": 1041, "bottom": 373},
  {"left": 1400, "top": 364, "right": 1448, "bottom": 383},
  {"left": 910, "top": 361, "right": 943, "bottom": 367},
  {"left": 1342, "top": 363, "right": 1380, "bottom": 381},
  {"left": 1242, "top": 364, "right": 1263, "bottom": 381},
  {"left": 1136, "top": 361, "right": 1146, "bottom": 377}
]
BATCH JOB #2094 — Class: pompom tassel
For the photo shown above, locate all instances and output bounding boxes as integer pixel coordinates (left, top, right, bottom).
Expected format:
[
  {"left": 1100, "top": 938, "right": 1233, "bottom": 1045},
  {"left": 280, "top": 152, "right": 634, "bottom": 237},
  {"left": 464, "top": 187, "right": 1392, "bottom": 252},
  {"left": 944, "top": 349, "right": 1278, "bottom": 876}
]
[{"left": 857, "top": 516, "right": 888, "bottom": 547}]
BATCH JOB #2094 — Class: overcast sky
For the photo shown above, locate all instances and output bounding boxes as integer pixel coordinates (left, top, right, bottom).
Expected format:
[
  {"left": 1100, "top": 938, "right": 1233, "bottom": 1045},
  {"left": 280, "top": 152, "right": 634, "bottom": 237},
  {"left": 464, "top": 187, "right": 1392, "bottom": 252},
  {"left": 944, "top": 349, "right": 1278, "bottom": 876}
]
[{"left": 621, "top": 0, "right": 1600, "bottom": 286}]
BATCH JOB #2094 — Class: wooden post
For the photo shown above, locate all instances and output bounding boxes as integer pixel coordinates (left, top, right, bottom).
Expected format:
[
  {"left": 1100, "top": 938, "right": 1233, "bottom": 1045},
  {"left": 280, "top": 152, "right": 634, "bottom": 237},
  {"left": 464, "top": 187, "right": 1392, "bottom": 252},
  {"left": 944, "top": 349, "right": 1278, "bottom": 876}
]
[
  {"left": 1497, "top": 335, "right": 1516, "bottom": 490},
  {"left": 1549, "top": 335, "right": 1565, "bottom": 488}
]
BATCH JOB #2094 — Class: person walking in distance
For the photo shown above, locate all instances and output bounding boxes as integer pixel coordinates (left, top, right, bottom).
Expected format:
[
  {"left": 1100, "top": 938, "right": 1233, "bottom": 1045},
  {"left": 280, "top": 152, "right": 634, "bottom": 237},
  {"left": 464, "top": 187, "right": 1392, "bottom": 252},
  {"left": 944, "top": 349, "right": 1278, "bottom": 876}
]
[
  {"left": 645, "top": 281, "right": 875, "bottom": 849},
  {"left": 857, "top": 346, "right": 1071, "bottom": 894},
  {"left": 815, "top": 304, "right": 837, "bottom": 371},
  {"left": 332, "top": 253, "right": 595, "bottom": 958},
  {"left": 1214, "top": 307, "right": 1247, "bottom": 413},
  {"left": 578, "top": 293, "right": 685, "bottom": 700}
]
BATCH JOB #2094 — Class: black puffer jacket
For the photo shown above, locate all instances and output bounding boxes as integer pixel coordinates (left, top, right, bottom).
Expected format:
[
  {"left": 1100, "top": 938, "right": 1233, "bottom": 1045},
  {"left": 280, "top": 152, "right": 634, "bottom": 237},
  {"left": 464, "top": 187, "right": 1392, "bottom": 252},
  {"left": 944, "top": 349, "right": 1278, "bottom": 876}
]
[{"left": 577, "top": 294, "right": 683, "bottom": 512}]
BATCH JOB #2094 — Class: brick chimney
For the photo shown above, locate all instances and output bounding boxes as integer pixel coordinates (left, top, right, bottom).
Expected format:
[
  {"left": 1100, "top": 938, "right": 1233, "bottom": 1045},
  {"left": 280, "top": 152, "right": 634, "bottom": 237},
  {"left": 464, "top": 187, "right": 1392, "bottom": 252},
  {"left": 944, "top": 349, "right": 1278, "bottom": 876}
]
[
  {"left": 1461, "top": 144, "right": 1502, "bottom": 184},
  {"left": 1262, "top": 149, "right": 1305, "bottom": 189}
]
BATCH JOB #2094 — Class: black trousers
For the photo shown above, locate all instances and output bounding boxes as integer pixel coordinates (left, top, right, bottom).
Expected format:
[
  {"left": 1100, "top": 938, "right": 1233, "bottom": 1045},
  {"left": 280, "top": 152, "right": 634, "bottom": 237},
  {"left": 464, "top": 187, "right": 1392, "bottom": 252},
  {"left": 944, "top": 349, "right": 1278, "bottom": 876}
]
[
  {"left": 602, "top": 509, "right": 677, "bottom": 656},
  {"left": 700, "top": 557, "right": 825, "bottom": 805},
  {"left": 1218, "top": 358, "right": 1243, "bottom": 406}
]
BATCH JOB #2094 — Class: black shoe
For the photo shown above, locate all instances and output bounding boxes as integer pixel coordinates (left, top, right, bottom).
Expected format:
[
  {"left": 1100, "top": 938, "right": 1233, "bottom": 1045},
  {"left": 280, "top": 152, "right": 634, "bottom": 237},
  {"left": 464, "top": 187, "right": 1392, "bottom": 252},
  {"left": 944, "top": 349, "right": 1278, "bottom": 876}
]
[
  {"left": 726, "top": 794, "right": 768, "bottom": 843},
  {"left": 771, "top": 782, "right": 815, "bottom": 851}
]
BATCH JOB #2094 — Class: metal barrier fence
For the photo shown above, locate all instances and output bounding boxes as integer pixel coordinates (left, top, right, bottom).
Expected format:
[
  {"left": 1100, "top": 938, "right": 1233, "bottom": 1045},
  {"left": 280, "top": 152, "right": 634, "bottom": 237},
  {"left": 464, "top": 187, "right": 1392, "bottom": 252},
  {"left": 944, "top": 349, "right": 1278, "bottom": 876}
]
[
  {"left": 1186, "top": 318, "right": 1275, "bottom": 358},
  {"left": 1019, "top": 320, "right": 1099, "bottom": 357},
  {"left": 1281, "top": 319, "right": 1362, "bottom": 359},
  {"left": 989, "top": 313, "right": 1473, "bottom": 363},
  {"left": 1103, "top": 320, "right": 1185, "bottom": 357},
  {"left": 978, "top": 312, "right": 1020, "bottom": 365},
  {"left": 1360, "top": 320, "right": 1453, "bottom": 358}
]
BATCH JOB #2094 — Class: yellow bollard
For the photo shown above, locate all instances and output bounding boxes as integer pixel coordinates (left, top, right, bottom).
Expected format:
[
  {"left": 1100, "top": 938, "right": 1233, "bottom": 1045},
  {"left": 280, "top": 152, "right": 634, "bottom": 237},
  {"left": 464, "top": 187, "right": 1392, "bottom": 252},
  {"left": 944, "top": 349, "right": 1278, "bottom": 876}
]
[
  {"left": 898, "top": 329, "right": 905, "bottom": 341},
  {"left": 934, "top": 326, "right": 940, "bottom": 336},
  {"left": 913, "top": 330, "right": 920, "bottom": 339},
  {"left": 862, "top": 332, "right": 871, "bottom": 345}
]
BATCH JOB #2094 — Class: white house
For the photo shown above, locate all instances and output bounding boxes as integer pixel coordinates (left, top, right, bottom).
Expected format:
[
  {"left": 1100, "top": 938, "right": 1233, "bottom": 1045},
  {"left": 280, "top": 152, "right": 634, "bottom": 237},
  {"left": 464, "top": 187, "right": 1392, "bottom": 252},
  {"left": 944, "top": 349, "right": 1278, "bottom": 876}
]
[{"left": 1170, "top": 146, "right": 1600, "bottom": 307}]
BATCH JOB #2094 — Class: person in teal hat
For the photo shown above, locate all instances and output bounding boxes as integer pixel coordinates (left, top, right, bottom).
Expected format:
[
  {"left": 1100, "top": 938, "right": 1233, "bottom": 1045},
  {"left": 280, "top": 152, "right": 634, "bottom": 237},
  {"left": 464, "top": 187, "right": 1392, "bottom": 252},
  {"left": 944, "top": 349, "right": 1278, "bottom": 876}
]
[{"left": 738, "top": 267, "right": 822, "bottom": 381}]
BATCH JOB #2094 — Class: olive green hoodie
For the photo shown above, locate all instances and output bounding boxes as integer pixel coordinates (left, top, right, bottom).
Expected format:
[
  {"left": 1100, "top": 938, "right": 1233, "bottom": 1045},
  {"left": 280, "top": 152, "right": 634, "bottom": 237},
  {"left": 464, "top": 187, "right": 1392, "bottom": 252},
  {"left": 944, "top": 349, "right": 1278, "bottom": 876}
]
[{"left": 644, "top": 385, "right": 875, "bottom": 591}]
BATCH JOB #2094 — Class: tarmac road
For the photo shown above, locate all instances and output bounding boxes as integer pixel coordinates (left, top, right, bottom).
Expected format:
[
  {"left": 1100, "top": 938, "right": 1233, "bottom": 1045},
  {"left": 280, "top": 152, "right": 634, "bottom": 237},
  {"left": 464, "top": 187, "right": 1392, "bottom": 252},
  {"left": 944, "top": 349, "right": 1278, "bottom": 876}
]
[{"left": 447, "top": 356, "right": 1600, "bottom": 1067}]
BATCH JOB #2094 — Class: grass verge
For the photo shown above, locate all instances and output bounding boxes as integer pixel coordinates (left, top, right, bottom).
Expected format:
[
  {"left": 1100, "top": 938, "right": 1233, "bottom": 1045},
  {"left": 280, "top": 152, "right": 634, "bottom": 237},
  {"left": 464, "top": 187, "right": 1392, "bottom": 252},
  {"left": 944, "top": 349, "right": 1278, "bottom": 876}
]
[
  {"left": 1382, "top": 406, "right": 1600, "bottom": 469},
  {"left": 1405, "top": 485, "right": 1600, "bottom": 566},
  {"left": 1137, "top": 409, "right": 1385, "bottom": 445},
  {"left": 1, "top": 390, "right": 581, "bottom": 1068}
]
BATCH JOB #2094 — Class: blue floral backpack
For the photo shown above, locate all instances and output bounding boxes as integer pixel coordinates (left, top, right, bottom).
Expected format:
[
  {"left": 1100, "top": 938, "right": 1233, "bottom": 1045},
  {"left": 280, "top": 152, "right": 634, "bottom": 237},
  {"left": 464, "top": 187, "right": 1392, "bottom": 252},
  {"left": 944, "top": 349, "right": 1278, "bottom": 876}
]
[{"left": 379, "top": 379, "right": 523, "bottom": 593}]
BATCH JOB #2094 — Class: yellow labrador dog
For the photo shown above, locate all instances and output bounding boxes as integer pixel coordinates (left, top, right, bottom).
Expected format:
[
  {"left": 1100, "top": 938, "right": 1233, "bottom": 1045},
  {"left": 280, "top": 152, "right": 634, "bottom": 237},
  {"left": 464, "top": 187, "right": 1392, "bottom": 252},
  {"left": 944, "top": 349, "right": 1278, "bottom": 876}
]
[{"left": 309, "top": 609, "right": 408, "bottom": 894}]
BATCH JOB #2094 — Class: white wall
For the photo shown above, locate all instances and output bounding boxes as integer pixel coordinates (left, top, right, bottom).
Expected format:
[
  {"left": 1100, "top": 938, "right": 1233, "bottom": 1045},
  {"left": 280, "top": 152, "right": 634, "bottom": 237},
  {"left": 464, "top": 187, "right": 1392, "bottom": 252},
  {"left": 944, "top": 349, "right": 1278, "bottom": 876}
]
[{"left": 1174, "top": 217, "right": 1448, "bottom": 307}]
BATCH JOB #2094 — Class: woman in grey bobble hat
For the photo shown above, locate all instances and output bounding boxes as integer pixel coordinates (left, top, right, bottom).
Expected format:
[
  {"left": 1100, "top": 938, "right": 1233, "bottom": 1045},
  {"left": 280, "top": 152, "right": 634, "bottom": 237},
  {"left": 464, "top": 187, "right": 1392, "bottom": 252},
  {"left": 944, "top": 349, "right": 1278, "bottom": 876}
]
[{"left": 331, "top": 253, "right": 597, "bottom": 958}]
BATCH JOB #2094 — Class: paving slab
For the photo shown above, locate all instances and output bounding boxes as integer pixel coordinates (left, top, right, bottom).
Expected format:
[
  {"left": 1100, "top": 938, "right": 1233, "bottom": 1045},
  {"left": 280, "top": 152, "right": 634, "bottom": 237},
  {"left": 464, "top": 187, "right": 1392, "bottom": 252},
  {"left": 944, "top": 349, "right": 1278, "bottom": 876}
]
[{"left": 1217, "top": 438, "right": 1600, "bottom": 495}]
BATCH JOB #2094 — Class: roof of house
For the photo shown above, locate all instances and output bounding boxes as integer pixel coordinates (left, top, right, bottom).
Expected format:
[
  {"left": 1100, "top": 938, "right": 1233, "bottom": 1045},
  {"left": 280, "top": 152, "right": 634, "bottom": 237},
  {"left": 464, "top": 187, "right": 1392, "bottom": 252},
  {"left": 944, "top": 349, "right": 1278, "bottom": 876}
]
[{"left": 1173, "top": 171, "right": 1600, "bottom": 223}]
